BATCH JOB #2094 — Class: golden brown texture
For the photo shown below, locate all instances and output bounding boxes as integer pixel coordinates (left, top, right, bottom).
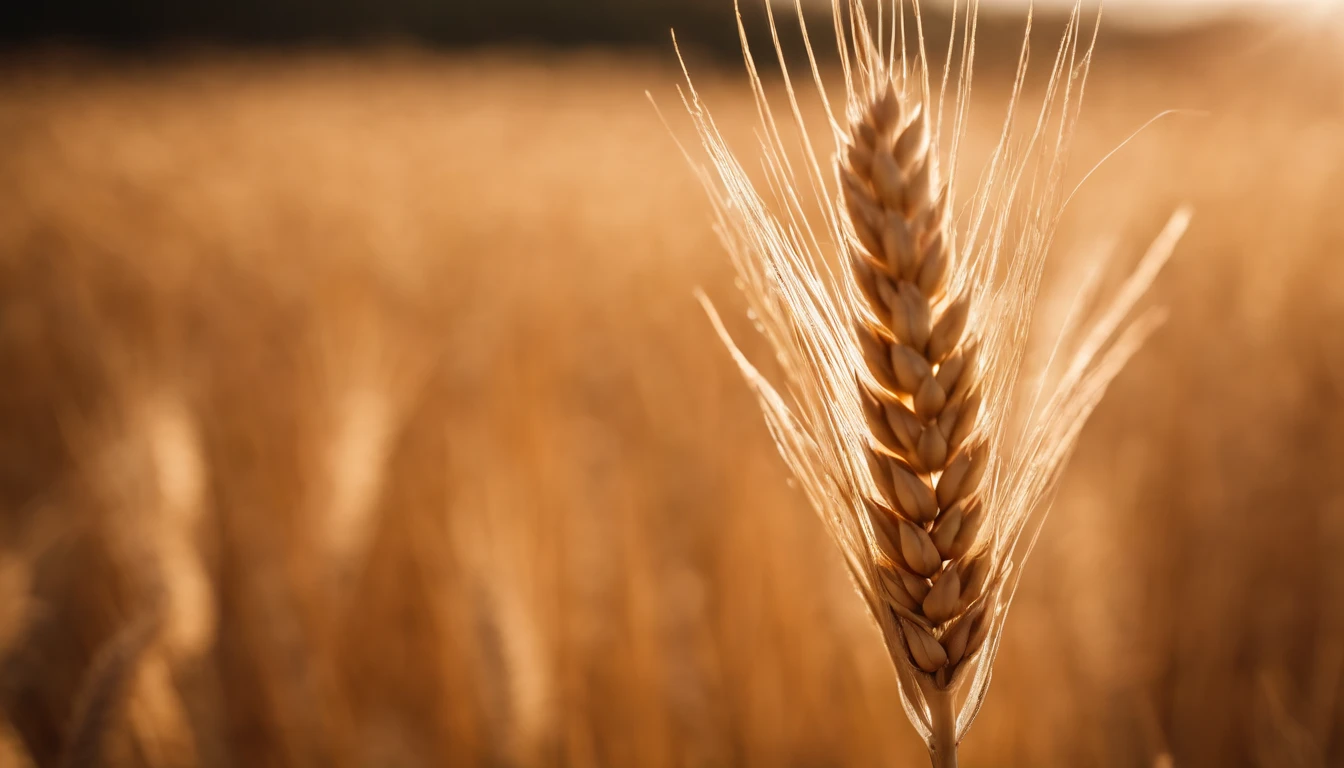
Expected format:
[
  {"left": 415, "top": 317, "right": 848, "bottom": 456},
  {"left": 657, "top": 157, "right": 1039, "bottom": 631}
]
[{"left": 0, "top": 27, "right": 1342, "bottom": 766}]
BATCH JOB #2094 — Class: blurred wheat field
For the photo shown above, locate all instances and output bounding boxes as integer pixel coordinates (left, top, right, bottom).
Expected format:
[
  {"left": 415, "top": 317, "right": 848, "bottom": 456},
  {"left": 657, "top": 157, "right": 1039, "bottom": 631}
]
[{"left": 2, "top": 19, "right": 1344, "bottom": 767}]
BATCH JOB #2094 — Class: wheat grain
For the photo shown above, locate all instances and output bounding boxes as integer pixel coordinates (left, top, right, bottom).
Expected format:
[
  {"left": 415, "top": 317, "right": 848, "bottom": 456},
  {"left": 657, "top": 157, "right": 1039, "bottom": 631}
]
[{"left": 680, "top": 1, "right": 1188, "bottom": 765}]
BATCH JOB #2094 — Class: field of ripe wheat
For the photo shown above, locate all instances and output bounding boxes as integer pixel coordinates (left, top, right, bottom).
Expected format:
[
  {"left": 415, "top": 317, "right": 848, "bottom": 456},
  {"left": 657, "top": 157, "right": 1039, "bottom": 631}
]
[{"left": 2, "top": 15, "right": 1344, "bottom": 767}]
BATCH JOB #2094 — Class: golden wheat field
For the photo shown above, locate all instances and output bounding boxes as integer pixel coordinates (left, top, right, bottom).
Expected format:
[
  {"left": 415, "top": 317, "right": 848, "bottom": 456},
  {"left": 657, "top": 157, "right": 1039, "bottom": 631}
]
[{"left": 2, "top": 10, "right": 1344, "bottom": 767}]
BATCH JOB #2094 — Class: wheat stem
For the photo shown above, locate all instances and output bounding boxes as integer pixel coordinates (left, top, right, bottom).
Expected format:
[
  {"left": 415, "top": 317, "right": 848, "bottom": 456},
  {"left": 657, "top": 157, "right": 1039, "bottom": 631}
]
[
  {"left": 60, "top": 609, "right": 161, "bottom": 768},
  {"left": 925, "top": 682, "right": 958, "bottom": 768}
]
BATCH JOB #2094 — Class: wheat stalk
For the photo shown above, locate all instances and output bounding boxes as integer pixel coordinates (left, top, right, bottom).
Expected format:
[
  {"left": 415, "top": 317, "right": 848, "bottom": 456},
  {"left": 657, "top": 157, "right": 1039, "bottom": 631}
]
[
  {"left": 677, "top": 1, "right": 1188, "bottom": 765},
  {"left": 59, "top": 609, "right": 162, "bottom": 768}
]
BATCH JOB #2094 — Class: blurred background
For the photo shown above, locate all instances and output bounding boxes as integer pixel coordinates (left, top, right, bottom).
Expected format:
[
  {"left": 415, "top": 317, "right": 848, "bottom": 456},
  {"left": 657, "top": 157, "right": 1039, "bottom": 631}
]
[{"left": 3, "top": 0, "right": 1344, "bottom": 766}]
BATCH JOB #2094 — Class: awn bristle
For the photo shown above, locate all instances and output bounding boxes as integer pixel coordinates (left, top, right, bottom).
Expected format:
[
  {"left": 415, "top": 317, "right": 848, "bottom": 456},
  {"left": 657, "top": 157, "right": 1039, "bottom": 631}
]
[{"left": 677, "top": 1, "right": 1188, "bottom": 765}]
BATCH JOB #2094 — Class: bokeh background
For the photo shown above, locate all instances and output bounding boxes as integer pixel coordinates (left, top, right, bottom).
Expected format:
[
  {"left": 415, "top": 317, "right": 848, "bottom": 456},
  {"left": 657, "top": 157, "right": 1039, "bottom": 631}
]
[{"left": 3, "top": 1, "right": 1344, "bottom": 766}]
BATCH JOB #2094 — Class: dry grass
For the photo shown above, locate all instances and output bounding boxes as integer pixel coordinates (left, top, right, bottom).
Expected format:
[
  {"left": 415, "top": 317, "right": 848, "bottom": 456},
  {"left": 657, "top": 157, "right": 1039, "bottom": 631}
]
[{"left": 0, "top": 18, "right": 1343, "bottom": 766}]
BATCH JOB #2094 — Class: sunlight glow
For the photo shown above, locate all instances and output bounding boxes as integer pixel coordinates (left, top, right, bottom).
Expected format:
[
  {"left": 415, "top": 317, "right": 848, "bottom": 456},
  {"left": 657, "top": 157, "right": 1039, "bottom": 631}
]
[{"left": 788, "top": 0, "right": 1344, "bottom": 30}]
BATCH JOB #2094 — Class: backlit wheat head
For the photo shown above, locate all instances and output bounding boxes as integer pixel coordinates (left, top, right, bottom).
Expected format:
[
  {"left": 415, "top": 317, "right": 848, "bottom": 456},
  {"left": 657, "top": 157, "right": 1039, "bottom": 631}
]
[{"left": 678, "top": 1, "right": 1188, "bottom": 765}]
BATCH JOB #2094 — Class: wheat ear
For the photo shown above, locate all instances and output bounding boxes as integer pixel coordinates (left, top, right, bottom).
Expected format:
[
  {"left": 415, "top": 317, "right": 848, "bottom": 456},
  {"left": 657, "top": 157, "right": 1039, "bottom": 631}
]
[
  {"left": 677, "top": 1, "right": 1188, "bottom": 765},
  {"left": 842, "top": 78, "right": 992, "bottom": 764}
]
